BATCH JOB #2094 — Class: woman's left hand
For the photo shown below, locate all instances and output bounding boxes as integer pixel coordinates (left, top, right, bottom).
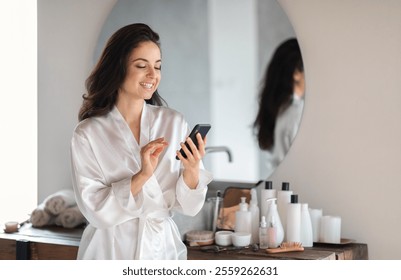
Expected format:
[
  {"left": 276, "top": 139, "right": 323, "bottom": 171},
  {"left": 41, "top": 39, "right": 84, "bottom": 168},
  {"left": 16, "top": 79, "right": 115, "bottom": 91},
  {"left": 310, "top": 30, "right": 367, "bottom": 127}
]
[{"left": 176, "top": 133, "right": 206, "bottom": 189}]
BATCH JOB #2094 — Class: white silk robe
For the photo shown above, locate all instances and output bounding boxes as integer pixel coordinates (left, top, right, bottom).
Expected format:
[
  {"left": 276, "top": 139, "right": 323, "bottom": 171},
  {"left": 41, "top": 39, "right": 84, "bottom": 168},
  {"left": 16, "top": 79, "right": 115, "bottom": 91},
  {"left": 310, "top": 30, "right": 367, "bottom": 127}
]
[
  {"left": 262, "top": 95, "right": 304, "bottom": 178},
  {"left": 70, "top": 104, "right": 213, "bottom": 260}
]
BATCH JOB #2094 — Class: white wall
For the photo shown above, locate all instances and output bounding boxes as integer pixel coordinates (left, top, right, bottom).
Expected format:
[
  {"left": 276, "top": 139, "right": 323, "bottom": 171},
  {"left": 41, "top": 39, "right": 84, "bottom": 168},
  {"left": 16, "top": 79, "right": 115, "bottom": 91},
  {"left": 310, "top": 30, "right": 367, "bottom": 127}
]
[
  {"left": 272, "top": 0, "right": 401, "bottom": 259},
  {"left": 37, "top": 0, "right": 117, "bottom": 202},
  {"left": 0, "top": 0, "right": 37, "bottom": 225},
  {"left": 208, "top": 0, "right": 259, "bottom": 181}
]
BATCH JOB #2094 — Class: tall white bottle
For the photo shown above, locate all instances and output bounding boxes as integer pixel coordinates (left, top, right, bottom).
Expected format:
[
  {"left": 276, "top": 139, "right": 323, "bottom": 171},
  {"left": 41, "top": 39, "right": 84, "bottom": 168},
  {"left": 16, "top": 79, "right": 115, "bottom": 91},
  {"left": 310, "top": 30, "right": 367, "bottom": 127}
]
[
  {"left": 300, "top": 203, "right": 314, "bottom": 247},
  {"left": 249, "top": 188, "right": 260, "bottom": 244},
  {"left": 286, "top": 194, "right": 301, "bottom": 243},
  {"left": 260, "top": 181, "right": 276, "bottom": 219},
  {"left": 276, "top": 182, "right": 293, "bottom": 240},
  {"left": 234, "top": 197, "right": 252, "bottom": 234}
]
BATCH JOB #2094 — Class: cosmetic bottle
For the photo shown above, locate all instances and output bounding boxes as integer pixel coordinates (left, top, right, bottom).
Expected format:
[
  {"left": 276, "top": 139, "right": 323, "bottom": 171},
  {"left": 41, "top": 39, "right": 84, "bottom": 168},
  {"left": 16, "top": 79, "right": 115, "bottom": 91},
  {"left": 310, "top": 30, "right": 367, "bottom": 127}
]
[
  {"left": 265, "top": 198, "right": 284, "bottom": 248},
  {"left": 259, "top": 216, "right": 268, "bottom": 249},
  {"left": 300, "top": 203, "right": 313, "bottom": 247},
  {"left": 249, "top": 188, "right": 260, "bottom": 244},
  {"left": 286, "top": 194, "right": 301, "bottom": 243},
  {"left": 309, "top": 208, "right": 323, "bottom": 242},
  {"left": 207, "top": 190, "right": 223, "bottom": 232},
  {"left": 260, "top": 181, "right": 276, "bottom": 219},
  {"left": 276, "top": 182, "right": 293, "bottom": 240},
  {"left": 234, "top": 197, "right": 252, "bottom": 234}
]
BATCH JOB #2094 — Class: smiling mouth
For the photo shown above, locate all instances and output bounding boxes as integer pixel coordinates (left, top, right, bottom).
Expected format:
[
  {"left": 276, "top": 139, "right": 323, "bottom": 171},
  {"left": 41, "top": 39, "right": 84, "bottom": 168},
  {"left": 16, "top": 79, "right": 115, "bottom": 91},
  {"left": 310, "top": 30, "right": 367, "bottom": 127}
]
[{"left": 140, "top": 82, "right": 154, "bottom": 89}]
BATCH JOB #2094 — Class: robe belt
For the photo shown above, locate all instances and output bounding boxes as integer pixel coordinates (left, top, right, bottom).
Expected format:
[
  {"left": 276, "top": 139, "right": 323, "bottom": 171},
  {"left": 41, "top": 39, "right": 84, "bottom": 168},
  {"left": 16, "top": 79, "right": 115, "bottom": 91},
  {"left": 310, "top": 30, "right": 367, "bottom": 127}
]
[{"left": 135, "top": 209, "right": 172, "bottom": 259}]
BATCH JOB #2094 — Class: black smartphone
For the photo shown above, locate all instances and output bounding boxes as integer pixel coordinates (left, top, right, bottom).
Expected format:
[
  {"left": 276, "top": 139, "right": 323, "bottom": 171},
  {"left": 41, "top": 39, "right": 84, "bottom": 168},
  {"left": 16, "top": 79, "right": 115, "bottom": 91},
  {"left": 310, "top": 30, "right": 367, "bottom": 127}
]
[{"left": 176, "top": 124, "right": 211, "bottom": 160}]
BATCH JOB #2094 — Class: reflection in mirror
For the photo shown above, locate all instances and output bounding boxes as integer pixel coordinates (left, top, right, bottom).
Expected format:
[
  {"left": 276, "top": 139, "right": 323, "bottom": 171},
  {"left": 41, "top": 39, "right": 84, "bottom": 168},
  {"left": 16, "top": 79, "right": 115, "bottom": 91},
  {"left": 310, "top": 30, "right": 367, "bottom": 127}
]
[
  {"left": 96, "top": 0, "right": 301, "bottom": 182},
  {"left": 254, "top": 38, "right": 305, "bottom": 178}
]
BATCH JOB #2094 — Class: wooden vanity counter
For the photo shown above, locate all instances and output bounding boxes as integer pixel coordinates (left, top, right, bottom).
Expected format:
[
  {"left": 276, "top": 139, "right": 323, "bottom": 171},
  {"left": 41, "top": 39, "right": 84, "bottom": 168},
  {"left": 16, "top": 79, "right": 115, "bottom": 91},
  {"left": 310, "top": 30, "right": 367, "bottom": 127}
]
[
  {"left": 0, "top": 223, "right": 81, "bottom": 260},
  {"left": 0, "top": 223, "right": 368, "bottom": 260},
  {"left": 187, "top": 242, "right": 368, "bottom": 260}
]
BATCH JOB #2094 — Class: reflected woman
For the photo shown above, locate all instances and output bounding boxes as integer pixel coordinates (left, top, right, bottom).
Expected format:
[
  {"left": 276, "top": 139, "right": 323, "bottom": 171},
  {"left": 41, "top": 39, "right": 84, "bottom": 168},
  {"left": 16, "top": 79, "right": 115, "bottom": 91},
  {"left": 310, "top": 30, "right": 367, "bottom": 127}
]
[{"left": 253, "top": 38, "right": 305, "bottom": 178}]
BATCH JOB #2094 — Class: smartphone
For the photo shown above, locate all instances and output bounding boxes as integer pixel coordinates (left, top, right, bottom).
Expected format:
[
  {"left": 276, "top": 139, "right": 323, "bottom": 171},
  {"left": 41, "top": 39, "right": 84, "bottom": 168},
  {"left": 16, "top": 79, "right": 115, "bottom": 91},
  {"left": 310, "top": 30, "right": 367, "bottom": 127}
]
[{"left": 176, "top": 124, "right": 211, "bottom": 160}]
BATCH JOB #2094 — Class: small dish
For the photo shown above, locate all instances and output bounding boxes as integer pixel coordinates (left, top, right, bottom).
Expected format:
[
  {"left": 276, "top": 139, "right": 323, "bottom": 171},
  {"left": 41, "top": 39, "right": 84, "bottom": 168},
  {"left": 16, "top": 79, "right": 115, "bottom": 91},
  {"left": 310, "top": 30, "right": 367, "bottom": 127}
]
[
  {"left": 185, "top": 230, "right": 214, "bottom": 247},
  {"left": 215, "top": 230, "right": 233, "bottom": 246},
  {"left": 231, "top": 232, "right": 251, "bottom": 247},
  {"left": 3, "top": 221, "right": 19, "bottom": 233}
]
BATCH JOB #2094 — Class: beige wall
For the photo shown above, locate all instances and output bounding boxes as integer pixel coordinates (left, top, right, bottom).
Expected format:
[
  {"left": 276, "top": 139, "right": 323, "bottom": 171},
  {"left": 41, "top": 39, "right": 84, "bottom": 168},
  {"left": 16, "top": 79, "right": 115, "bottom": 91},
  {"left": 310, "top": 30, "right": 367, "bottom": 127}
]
[
  {"left": 35, "top": 0, "right": 401, "bottom": 259},
  {"left": 273, "top": 0, "right": 401, "bottom": 259}
]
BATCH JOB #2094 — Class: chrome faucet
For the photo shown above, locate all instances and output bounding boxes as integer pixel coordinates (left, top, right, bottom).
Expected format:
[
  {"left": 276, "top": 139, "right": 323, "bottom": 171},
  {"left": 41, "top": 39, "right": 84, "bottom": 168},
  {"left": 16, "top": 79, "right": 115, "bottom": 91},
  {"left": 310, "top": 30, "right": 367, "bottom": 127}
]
[{"left": 205, "top": 146, "right": 233, "bottom": 162}]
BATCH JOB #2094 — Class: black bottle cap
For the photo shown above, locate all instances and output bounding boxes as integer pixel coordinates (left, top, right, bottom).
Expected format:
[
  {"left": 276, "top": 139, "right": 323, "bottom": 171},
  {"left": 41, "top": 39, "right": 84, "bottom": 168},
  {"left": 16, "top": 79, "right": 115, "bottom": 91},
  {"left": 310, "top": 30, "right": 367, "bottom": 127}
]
[
  {"left": 265, "top": 181, "right": 273, "bottom": 189},
  {"left": 291, "top": 194, "right": 298, "bottom": 203},
  {"left": 282, "top": 182, "right": 290, "bottom": 191}
]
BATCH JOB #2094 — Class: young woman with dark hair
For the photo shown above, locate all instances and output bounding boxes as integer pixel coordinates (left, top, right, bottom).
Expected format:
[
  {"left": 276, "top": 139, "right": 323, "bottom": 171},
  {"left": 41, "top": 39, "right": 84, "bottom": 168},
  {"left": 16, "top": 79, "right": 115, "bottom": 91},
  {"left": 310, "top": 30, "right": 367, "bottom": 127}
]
[{"left": 70, "top": 23, "right": 212, "bottom": 260}]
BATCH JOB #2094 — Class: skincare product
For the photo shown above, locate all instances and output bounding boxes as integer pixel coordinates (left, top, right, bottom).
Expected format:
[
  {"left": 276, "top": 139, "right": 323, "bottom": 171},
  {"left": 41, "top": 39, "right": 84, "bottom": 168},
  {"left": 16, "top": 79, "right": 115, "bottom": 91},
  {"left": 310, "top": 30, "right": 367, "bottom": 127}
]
[
  {"left": 320, "top": 215, "right": 341, "bottom": 243},
  {"left": 277, "top": 182, "right": 293, "bottom": 240},
  {"left": 249, "top": 188, "right": 260, "bottom": 244},
  {"left": 309, "top": 208, "right": 323, "bottom": 242},
  {"left": 234, "top": 197, "right": 252, "bottom": 235},
  {"left": 266, "top": 198, "right": 284, "bottom": 248},
  {"left": 232, "top": 232, "right": 251, "bottom": 247},
  {"left": 259, "top": 216, "right": 268, "bottom": 249},
  {"left": 286, "top": 194, "right": 301, "bottom": 243},
  {"left": 260, "top": 181, "right": 276, "bottom": 218},
  {"left": 206, "top": 190, "right": 223, "bottom": 232},
  {"left": 300, "top": 203, "right": 313, "bottom": 247}
]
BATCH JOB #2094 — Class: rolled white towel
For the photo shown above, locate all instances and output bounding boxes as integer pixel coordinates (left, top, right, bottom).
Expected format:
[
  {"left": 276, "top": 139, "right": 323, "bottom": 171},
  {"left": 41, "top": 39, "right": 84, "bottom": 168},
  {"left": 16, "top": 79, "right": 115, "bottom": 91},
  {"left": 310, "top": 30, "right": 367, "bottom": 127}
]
[
  {"left": 44, "top": 189, "right": 76, "bottom": 215},
  {"left": 55, "top": 205, "right": 86, "bottom": 228},
  {"left": 30, "top": 203, "right": 56, "bottom": 227}
]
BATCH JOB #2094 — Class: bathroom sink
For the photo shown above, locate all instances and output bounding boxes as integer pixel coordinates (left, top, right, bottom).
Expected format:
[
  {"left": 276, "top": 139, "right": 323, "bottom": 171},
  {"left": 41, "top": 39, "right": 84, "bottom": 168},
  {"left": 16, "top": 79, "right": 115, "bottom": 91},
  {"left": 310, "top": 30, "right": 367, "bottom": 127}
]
[
  {"left": 206, "top": 179, "right": 260, "bottom": 199},
  {"left": 172, "top": 179, "right": 259, "bottom": 240}
]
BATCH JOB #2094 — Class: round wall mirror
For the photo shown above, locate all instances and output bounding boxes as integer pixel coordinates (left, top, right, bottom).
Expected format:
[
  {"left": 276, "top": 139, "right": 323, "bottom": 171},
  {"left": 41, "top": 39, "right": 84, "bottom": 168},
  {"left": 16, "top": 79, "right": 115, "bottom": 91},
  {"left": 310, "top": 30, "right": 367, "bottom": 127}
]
[{"left": 95, "top": 0, "right": 304, "bottom": 181}]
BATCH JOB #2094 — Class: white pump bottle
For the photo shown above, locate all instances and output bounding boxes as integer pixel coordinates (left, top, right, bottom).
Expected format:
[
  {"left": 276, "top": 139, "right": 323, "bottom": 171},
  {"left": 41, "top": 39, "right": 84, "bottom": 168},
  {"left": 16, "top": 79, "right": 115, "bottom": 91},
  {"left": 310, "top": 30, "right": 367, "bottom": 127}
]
[
  {"left": 234, "top": 197, "right": 252, "bottom": 235},
  {"left": 265, "top": 198, "right": 284, "bottom": 248}
]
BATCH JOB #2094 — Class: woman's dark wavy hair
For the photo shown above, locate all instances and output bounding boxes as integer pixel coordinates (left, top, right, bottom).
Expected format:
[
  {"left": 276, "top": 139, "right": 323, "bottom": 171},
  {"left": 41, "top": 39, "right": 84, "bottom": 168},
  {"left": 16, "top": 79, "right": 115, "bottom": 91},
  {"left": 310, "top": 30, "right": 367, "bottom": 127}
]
[
  {"left": 253, "top": 38, "right": 303, "bottom": 150},
  {"left": 78, "top": 23, "right": 167, "bottom": 121}
]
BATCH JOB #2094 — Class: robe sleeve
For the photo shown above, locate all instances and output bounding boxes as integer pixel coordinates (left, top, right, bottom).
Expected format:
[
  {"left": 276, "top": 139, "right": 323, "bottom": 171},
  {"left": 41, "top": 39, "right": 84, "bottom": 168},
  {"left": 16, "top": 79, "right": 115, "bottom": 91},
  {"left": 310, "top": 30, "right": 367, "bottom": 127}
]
[
  {"left": 70, "top": 130, "right": 143, "bottom": 229},
  {"left": 175, "top": 167, "right": 213, "bottom": 217}
]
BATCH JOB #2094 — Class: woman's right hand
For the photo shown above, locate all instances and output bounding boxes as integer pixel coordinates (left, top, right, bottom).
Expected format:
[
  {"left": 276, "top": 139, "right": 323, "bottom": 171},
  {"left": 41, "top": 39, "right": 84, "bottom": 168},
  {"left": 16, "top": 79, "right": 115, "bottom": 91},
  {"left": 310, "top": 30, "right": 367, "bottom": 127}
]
[
  {"left": 131, "top": 137, "right": 168, "bottom": 196},
  {"left": 139, "top": 137, "right": 169, "bottom": 178}
]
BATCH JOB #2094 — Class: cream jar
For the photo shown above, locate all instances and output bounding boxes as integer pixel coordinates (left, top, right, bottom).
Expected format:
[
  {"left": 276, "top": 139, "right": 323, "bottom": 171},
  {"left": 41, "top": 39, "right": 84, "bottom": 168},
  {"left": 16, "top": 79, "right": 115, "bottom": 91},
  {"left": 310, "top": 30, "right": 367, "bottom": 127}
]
[{"left": 214, "top": 230, "right": 233, "bottom": 246}]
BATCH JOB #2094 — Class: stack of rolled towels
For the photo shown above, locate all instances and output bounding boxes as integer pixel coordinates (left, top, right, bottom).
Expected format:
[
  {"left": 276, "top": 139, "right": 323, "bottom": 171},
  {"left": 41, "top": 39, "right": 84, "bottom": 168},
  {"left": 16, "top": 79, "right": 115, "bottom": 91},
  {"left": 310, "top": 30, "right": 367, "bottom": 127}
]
[{"left": 29, "top": 189, "right": 86, "bottom": 228}]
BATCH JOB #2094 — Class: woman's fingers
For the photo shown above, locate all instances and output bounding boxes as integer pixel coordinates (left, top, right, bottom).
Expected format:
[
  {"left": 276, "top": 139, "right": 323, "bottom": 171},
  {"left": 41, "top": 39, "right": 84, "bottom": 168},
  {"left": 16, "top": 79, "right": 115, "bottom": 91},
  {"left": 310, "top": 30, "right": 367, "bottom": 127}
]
[
  {"left": 143, "top": 138, "right": 168, "bottom": 155},
  {"left": 179, "top": 141, "right": 194, "bottom": 160},
  {"left": 196, "top": 133, "right": 206, "bottom": 157},
  {"left": 180, "top": 134, "right": 204, "bottom": 161}
]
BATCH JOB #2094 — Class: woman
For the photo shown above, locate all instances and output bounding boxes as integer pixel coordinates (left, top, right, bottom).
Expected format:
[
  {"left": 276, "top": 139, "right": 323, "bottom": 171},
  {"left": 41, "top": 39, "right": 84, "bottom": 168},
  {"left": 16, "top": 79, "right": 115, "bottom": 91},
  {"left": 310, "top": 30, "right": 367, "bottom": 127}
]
[
  {"left": 70, "top": 23, "right": 212, "bottom": 259},
  {"left": 253, "top": 38, "right": 305, "bottom": 178}
]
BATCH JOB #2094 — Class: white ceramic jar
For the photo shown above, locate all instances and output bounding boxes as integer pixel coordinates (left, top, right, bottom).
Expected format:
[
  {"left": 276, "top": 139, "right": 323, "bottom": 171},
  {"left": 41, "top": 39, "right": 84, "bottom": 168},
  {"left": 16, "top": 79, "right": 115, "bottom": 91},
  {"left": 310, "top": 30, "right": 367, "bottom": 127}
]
[{"left": 214, "top": 230, "right": 233, "bottom": 246}]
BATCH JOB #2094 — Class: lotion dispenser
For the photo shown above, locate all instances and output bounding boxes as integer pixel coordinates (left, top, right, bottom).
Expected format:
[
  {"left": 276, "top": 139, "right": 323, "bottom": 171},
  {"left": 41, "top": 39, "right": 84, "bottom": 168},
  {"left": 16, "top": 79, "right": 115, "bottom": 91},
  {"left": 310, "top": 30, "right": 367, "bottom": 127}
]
[
  {"left": 234, "top": 197, "right": 252, "bottom": 235},
  {"left": 265, "top": 198, "right": 284, "bottom": 248}
]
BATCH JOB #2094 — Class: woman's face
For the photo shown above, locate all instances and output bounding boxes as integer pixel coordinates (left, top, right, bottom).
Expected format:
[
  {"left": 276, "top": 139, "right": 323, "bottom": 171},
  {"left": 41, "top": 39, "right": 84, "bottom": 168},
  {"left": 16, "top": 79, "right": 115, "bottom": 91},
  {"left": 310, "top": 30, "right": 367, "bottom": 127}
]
[
  {"left": 119, "top": 41, "right": 161, "bottom": 101},
  {"left": 293, "top": 69, "right": 305, "bottom": 98}
]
